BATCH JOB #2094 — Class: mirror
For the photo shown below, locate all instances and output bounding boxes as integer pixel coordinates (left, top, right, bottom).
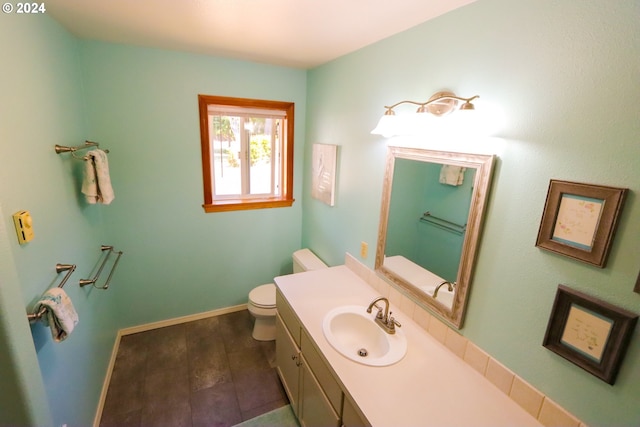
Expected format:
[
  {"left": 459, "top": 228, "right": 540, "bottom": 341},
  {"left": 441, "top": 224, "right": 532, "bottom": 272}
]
[{"left": 375, "top": 146, "right": 495, "bottom": 328}]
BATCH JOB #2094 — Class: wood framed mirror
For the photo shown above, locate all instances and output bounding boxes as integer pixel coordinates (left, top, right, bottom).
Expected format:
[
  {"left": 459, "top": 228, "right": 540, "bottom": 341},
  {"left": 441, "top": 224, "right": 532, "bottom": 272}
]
[{"left": 375, "top": 146, "right": 495, "bottom": 328}]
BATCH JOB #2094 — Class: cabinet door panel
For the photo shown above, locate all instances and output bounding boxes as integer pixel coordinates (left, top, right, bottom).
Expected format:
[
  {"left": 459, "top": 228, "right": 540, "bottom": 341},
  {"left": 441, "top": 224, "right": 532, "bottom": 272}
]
[
  {"left": 300, "top": 357, "right": 340, "bottom": 427},
  {"left": 276, "top": 314, "right": 300, "bottom": 416},
  {"left": 301, "top": 329, "right": 343, "bottom": 413},
  {"left": 342, "top": 394, "right": 371, "bottom": 427},
  {"left": 277, "top": 289, "right": 301, "bottom": 346}
]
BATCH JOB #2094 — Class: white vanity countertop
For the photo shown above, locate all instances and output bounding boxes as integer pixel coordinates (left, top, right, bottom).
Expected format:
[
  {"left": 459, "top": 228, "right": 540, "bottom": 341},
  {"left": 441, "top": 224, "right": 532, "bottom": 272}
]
[{"left": 275, "top": 265, "right": 543, "bottom": 427}]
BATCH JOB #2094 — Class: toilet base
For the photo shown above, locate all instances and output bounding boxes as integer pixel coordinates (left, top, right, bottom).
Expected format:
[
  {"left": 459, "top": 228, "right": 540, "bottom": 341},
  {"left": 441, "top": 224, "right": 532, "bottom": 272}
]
[{"left": 251, "top": 315, "right": 276, "bottom": 341}]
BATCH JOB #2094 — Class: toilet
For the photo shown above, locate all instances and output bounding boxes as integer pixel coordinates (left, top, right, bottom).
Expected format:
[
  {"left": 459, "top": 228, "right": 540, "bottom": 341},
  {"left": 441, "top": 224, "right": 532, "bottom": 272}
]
[{"left": 248, "top": 248, "right": 328, "bottom": 341}]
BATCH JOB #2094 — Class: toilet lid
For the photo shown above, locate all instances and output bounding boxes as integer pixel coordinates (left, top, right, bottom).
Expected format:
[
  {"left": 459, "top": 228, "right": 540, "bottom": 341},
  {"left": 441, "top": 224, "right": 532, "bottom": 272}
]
[{"left": 249, "top": 283, "right": 276, "bottom": 308}]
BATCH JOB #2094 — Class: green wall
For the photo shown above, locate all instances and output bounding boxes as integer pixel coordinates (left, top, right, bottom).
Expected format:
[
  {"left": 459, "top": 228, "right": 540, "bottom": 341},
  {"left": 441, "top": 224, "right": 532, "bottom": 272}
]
[
  {"left": 1, "top": 14, "right": 306, "bottom": 427},
  {"left": 0, "top": 205, "right": 51, "bottom": 427},
  {"left": 303, "top": 1, "right": 640, "bottom": 426},
  {"left": 0, "top": 14, "right": 118, "bottom": 427},
  {"left": 385, "top": 159, "right": 427, "bottom": 260},
  {"left": 386, "top": 160, "right": 472, "bottom": 281},
  {"left": 78, "top": 41, "right": 307, "bottom": 327}
]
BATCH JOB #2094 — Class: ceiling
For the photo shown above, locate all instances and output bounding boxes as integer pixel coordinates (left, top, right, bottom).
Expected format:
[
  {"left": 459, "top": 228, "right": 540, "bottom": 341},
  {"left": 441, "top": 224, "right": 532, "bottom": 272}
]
[{"left": 45, "top": 0, "right": 476, "bottom": 69}]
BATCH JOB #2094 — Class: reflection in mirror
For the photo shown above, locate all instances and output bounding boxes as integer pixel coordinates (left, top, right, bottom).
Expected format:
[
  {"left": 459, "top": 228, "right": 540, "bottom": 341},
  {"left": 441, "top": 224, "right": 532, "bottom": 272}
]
[{"left": 375, "top": 147, "right": 495, "bottom": 328}]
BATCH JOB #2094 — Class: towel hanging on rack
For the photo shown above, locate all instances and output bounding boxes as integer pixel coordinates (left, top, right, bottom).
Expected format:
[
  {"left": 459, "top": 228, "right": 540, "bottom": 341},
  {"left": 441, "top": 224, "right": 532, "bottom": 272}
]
[
  {"left": 33, "top": 287, "right": 79, "bottom": 342},
  {"left": 439, "top": 165, "right": 466, "bottom": 186},
  {"left": 81, "top": 149, "right": 115, "bottom": 205}
]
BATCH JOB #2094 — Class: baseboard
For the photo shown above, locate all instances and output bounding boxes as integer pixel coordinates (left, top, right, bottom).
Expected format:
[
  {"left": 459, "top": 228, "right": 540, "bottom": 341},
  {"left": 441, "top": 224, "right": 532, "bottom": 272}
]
[
  {"left": 119, "top": 304, "right": 248, "bottom": 335},
  {"left": 93, "top": 304, "right": 248, "bottom": 426},
  {"left": 93, "top": 331, "right": 122, "bottom": 427}
]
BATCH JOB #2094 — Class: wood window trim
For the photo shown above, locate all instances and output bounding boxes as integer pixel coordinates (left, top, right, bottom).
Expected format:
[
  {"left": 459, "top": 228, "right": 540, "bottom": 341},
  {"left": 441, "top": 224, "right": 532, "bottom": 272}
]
[{"left": 198, "top": 95, "right": 295, "bottom": 212}]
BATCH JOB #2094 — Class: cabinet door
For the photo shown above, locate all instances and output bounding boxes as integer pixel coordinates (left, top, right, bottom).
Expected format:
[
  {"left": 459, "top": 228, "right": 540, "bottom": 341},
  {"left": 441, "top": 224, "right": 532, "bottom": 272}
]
[
  {"left": 342, "top": 394, "right": 370, "bottom": 427},
  {"left": 300, "top": 356, "right": 340, "bottom": 427},
  {"left": 276, "top": 314, "right": 301, "bottom": 416},
  {"left": 277, "top": 289, "right": 301, "bottom": 346},
  {"left": 301, "top": 329, "right": 343, "bottom": 413}
]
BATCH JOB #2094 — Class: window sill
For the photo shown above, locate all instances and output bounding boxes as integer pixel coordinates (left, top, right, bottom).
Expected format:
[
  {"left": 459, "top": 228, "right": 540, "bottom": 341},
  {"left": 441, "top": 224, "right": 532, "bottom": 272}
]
[{"left": 203, "top": 197, "right": 295, "bottom": 213}]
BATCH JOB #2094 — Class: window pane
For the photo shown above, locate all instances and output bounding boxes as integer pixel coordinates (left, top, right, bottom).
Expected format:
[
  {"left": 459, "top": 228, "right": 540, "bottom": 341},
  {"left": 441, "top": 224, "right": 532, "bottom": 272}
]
[
  {"left": 249, "top": 118, "right": 280, "bottom": 196},
  {"left": 211, "top": 115, "right": 283, "bottom": 197},
  {"left": 211, "top": 115, "right": 241, "bottom": 196}
]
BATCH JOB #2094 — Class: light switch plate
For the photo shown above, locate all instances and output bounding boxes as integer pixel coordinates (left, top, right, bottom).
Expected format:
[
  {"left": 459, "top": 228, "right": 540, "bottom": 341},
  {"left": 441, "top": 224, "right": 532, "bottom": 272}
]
[{"left": 13, "top": 211, "right": 34, "bottom": 244}]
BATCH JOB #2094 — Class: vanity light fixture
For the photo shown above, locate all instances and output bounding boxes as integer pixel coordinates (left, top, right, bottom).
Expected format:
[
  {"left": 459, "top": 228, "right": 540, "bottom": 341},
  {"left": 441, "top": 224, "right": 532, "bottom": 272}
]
[{"left": 371, "top": 91, "right": 479, "bottom": 137}]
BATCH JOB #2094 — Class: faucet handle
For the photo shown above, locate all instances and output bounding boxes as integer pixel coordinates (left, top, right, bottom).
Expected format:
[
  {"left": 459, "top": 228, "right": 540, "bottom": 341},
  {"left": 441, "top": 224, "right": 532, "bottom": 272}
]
[{"left": 388, "top": 312, "right": 402, "bottom": 330}]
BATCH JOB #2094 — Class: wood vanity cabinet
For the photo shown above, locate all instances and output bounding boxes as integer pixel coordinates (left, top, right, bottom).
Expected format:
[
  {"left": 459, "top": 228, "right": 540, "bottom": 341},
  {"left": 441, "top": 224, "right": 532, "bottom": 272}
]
[{"left": 276, "top": 289, "right": 369, "bottom": 427}]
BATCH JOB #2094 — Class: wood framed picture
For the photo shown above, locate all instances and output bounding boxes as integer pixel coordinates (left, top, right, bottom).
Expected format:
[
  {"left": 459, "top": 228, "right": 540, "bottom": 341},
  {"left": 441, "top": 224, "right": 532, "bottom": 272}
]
[
  {"left": 543, "top": 285, "right": 638, "bottom": 384},
  {"left": 536, "top": 180, "right": 627, "bottom": 268},
  {"left": 635, "top": 270, "right": 640, "bottom": 294}
]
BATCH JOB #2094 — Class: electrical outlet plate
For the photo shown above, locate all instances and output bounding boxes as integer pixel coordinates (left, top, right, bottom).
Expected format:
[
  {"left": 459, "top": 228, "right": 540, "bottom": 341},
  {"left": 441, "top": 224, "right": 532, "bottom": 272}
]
[{"left": 360, "top": 241, "right": 368, "bottom": 258}]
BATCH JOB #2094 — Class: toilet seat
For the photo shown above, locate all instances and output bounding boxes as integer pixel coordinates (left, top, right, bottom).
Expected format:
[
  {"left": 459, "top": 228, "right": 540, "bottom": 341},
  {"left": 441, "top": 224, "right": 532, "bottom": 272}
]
[
  {"left": 249, "top": 283, "right": 276, "bottom": 309},
  {"left": 246, "top": 249, "right": 326, "bottom": 342}
]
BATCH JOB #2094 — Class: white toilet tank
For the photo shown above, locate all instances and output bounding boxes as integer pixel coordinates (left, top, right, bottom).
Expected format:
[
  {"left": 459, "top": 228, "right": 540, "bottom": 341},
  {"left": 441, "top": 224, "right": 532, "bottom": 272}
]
[{"left": 292, "top": 248, "right": 328, "bottom": 273}]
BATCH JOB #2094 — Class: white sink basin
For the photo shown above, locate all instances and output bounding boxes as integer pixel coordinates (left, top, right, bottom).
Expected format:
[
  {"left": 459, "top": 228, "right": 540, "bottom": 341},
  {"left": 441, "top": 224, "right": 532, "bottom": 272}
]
[{"left": 322, "top": 305, "right": 407, "bottom": 366}]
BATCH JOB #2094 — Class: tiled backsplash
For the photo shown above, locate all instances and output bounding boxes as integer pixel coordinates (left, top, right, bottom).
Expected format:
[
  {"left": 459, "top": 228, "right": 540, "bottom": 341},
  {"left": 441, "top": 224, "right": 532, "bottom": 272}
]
[{"left": 344, "top": 253, "right": 587, "bottom": 427}]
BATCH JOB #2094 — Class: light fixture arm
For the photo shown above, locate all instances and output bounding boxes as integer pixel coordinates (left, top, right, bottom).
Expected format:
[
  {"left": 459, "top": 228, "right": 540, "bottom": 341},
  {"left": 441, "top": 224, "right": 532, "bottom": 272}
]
[
  {"left": 383, "top": 94, "right": 479, "bottom": 111},
  {"left": 371, "top": 90, "right": 481, "bottom": 136}
]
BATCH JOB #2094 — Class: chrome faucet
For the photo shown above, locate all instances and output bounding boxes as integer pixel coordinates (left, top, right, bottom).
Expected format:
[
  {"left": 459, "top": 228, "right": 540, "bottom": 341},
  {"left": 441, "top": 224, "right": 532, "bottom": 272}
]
[
  {"left": 433, "top": 281, "right": 455, "bottom": 299},
  {"left": 366, "top": 296, "right": 401, "bottom": 334}
]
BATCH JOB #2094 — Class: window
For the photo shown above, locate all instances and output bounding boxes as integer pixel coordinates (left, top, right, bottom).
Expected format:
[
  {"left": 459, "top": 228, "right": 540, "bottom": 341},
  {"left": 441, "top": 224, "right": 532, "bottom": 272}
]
[{"left": 198, "top": 95, "right": 295, "bottom": 212}]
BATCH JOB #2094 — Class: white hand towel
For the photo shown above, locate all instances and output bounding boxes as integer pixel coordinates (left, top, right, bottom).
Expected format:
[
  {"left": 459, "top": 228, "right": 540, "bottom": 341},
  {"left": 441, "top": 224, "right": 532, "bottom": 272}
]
[
  {"left": 82, "top": 149, "right": 115, "bottom": 205},
  {"left": 439, "top": 165, "right": 466, "bottom": 186},
  {"left": 34, "top": 288, "right": 79, "bottom": 342}
]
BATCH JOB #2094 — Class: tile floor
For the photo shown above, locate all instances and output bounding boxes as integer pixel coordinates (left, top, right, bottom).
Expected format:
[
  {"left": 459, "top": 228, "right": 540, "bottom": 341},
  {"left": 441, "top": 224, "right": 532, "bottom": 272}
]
[{"left": 99, "top": 310, "right": 289, "bottom": 427}]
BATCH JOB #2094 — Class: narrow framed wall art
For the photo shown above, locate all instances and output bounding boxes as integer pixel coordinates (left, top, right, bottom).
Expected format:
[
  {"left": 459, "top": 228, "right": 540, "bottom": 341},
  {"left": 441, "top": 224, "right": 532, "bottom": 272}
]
[{"left": 311, "top": 143, "right": 338, "bottom": 206}]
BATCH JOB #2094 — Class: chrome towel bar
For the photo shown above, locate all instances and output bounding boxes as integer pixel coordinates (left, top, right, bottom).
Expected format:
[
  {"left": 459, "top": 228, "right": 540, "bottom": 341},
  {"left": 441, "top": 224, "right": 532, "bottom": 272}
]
[
  {"left": 55, "top": 140, "right": 109, "bottom": 160},
  {"left": 419, "top": 211, "right": 467, "bottom": 235},
  {"left": 80, "top": 245, "right": 123, "bottom": 290},
  {"left": 27, "top": 263, "right": 76, "bottom": 322}
]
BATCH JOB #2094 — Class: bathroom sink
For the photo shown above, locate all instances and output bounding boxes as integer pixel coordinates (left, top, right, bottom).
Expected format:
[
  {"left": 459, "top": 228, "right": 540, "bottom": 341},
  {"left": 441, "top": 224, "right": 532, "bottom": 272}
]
[{"left": 322, "top": 305, "right": 407, "bottom": 366}]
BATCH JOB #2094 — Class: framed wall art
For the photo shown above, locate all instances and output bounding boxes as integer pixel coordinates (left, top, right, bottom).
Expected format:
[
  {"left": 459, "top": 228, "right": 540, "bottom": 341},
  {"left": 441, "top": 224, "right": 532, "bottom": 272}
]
[
  {"left": 535, "top": 180, "right": 627, "bottom": 268},
  {"left": 311, "top": 143, "right": 338, "bottom": 206},
  {"left": 635, "top": 269, "right": 640, "bottom": 294},
  {"left": 543, "top": 285, "right": 638, "bottom": 384}
]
